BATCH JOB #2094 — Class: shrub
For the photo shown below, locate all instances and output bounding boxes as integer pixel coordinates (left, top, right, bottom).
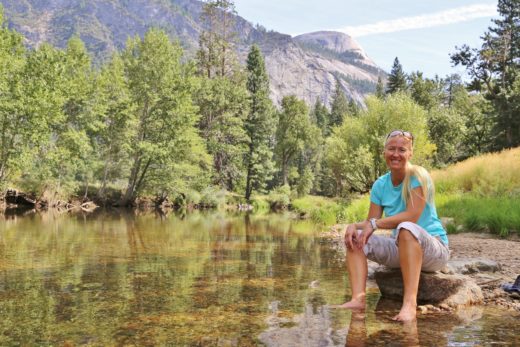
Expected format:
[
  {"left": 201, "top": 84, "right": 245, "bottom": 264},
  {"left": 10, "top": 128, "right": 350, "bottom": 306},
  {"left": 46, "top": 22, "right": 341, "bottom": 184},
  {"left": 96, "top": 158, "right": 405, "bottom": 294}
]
[
  {"left": 291, "top": 195, "right": 342, "bottom": 225},
  {"left": 267, "top": 185, "right": 291, "bottom": 210},
  {"left": 199, "top": 186, "right": 226, "bottom": 208},
  {"left": 340, "top": 195, "right": 371, "bottom": 223},
  {"left": 250, "top": 195, "right": 270, "bottom": 213}
]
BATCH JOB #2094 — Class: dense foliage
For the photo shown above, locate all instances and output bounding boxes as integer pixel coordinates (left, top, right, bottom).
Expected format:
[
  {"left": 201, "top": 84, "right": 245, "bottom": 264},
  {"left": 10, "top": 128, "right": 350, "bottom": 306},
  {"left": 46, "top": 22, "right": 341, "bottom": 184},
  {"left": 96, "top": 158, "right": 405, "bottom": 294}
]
[{"left": 0, "top": 0, "right": 518, "bottom": 207}]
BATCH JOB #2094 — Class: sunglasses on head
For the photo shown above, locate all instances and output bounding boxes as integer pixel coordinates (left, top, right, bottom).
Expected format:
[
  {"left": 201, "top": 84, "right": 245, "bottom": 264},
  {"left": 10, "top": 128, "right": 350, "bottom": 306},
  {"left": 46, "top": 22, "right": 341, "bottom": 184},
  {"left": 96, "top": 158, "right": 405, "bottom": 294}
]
[{"left": 386, "top": 130, "right": 413, "bottom": 143}]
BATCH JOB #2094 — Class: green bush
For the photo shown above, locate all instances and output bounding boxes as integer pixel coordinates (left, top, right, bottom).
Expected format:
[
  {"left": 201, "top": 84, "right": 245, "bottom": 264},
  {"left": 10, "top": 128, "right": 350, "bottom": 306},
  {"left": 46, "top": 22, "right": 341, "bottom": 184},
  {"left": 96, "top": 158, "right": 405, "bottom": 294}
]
[
  {"left": 199, "top": 186, "right": 226, "bottom": 208},
  {"left": 267, "top": 185, "right": 291, "bottom": 210},
  {"left": 340, "top": 195, "right": 371, "bottom": 223},
  {"left": 173, "top": 190, "right": 201, "bottom": 208},
  {"left": 250, "top": 195, "right": 270, "bottom": 213},
  {"left": 291, "top": 195, "right": 343, "bottom": 225}
]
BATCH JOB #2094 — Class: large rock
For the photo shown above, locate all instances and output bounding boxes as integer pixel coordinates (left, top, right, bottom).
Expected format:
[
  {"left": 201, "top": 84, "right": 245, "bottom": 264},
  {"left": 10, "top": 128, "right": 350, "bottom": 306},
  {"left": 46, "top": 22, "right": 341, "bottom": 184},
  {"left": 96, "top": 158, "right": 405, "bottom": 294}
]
[{"left": 375, "top": 268, "right": 483, "bottom": 307}]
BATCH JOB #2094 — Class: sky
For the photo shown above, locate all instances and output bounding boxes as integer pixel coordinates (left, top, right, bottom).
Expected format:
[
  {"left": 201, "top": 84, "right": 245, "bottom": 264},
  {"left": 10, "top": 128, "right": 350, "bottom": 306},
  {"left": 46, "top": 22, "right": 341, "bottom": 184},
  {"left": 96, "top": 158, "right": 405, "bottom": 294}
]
[{"left": 234, "top": 0, "right": 499, "bottom": 78}]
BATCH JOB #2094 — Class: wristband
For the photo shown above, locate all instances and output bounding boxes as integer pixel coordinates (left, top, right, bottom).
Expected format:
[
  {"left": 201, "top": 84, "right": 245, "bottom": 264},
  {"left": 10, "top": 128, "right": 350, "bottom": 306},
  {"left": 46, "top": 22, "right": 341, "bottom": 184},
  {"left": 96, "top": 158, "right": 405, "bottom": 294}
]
[{"left": 369, "top": 218, "right": 378, "bottom": 231}]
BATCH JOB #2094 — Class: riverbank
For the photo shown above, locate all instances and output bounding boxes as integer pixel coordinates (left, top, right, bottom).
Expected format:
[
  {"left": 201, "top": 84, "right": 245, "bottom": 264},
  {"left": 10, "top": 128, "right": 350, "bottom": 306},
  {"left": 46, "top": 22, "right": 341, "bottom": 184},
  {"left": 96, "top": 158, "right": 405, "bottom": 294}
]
[{"left": 325, "top": 228, "right": 520, "bottom": 312}]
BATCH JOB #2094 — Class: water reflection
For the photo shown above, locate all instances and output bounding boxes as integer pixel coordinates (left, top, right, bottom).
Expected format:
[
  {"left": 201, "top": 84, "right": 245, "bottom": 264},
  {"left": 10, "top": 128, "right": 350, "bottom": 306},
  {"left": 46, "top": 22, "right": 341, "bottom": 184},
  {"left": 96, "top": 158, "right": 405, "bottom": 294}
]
[{"left": 0, "top": 211, "right": 518, "bottom": 346}]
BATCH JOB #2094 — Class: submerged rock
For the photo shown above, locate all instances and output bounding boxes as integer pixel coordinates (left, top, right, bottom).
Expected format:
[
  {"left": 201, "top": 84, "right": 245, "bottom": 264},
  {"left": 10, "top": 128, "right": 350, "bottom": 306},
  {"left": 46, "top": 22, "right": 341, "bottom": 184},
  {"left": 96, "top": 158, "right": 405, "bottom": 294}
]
[{"left": 375, "top": 268, "right": 483, "bottom": 307}]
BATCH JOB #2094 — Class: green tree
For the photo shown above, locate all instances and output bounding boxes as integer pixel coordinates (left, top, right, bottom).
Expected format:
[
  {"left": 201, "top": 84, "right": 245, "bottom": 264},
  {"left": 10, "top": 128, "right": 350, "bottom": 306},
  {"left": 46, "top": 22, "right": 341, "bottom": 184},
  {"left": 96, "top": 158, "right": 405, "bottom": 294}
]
[
  {"left": 329, "top": 79, "right": 350, "bottom": 130},
  {"left": 197, "top": 0, "right": 238, "bottom": 79},
  {"left": 386, "top": 57, "right": 407, "bottom": 94},
  {"left": 0, "top": 16, "right": 28, "bottom": 187},
  {"left": 121, "top": 29, "right": 210, "bottom": 205},
  {"left": 408, "top": 72, "right": 444, "bottom": 110},
  {"left": 427, "top": 107, "right": 465, "bottom": 165},
  {"left": 326, "top": 93, "right": 435, "bottom": 195},
  {"left": 244, "top": 45, "right": 275, "bottom": 201},
  {"left": 195, "top": 75, "right": 249, "bottom": 191},
  {"left": 92, "top": 53, "right": 136, "bottom": 198},
  {"left": 375, "top": 76, "right": 385, "bottom": 98},
  {"left": 275, "top": 96, "right": 320, "bottom": 186},
  {"left": 57, "top": 37, "right": 97, "bottom": 197},
  {"left": 451, "top": 0, "right": 520, "bottom": 148},
  {"left": 0, "top": 21, "right": 69, "bottom": 192},
  {"left": 311, "top": 98, "right": 330, "bottom": 136},
  {"left": 326, "top": 118, "right": 374, "bottom": 195},
  {"left": 452, "top": 88, "right": 494, "bottom": 157}
]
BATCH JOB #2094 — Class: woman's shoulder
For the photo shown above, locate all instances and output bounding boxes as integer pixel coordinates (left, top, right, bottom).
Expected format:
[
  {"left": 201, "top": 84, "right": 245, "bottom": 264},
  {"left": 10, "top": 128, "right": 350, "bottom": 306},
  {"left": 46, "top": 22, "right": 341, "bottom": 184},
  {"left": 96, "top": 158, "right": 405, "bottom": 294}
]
[{"left": 373, "top": 172, "right": 391, "bottom": 187}]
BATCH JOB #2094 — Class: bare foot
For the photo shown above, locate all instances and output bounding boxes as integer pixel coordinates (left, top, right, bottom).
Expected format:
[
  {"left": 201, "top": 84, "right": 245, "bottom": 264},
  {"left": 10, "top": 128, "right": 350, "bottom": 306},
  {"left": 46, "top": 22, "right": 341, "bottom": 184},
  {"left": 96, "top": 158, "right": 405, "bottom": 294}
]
[
  {"left": 392, "top": 303, "right": 417, "bottom": 322},
  {"left": 332, "top": 298, "right": 366, "bottom": 310}
]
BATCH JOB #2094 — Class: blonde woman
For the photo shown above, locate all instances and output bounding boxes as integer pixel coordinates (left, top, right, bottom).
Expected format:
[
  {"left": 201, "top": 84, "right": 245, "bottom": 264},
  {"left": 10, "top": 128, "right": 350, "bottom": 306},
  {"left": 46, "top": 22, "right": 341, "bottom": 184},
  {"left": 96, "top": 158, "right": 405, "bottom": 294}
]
[{"left": 340, "top": 130, "right": 449, "bottom": 321}]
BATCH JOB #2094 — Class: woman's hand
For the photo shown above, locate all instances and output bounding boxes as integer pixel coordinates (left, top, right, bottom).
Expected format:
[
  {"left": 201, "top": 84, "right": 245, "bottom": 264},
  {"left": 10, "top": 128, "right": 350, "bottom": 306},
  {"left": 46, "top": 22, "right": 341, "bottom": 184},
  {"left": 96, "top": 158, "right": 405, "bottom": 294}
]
[
  {"left": 357, "top": 220, "right": 375, "bottom": 249},
  {"left": 344, "top": 224, "right": 359, "bottom": 250}
]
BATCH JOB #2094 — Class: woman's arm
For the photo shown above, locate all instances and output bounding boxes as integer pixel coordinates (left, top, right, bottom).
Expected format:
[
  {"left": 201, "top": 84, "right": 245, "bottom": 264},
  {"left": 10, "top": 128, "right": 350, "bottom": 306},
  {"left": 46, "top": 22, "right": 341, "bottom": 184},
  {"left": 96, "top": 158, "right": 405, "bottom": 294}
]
[{"left": 374, "top": 186, "right": 426, "bottom": 229}]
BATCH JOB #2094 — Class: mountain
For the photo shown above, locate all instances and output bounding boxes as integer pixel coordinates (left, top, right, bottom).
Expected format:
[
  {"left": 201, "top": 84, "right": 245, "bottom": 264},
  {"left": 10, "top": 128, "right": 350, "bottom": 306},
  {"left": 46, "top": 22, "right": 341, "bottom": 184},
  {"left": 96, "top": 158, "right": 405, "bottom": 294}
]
[{"left": 0, "top": 0, "right": 385, "bottom": 106}]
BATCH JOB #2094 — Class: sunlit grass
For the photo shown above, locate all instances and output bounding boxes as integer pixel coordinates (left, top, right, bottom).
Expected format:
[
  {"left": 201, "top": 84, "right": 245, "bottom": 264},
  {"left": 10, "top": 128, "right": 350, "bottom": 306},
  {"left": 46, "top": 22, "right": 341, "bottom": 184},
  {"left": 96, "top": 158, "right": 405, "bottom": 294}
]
[
  {"left": 432, "top": 147, "right": 520, "bottom": 236},
  {"left": 432, "top": 147, "right": 520, "bottom": 197}
]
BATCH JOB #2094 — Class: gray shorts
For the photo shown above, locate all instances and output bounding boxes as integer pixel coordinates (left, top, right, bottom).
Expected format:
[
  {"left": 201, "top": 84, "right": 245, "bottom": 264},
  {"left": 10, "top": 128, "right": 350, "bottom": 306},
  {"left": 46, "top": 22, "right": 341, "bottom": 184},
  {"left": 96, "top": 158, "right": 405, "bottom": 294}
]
[{"left": 363, "top": 222, "right": 450, "bottom": 272}]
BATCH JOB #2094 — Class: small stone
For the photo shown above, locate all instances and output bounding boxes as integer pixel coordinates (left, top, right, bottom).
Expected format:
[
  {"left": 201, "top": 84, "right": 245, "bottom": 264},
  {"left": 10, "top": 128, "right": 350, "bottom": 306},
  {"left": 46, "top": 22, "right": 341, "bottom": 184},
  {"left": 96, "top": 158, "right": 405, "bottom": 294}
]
[
  {"left": 439, "top": 303, "right": 451, "bottom": 311},
  {"left": 418, "top": 305, "right": 428, "bottom": 313}
]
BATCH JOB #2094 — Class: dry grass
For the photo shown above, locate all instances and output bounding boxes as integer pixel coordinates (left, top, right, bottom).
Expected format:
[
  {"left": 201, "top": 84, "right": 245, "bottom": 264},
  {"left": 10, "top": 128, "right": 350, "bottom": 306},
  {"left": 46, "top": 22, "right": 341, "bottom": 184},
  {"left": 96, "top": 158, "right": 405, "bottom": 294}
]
[{"left": 432, "top": 147, "right": 520, "bottom": 197}]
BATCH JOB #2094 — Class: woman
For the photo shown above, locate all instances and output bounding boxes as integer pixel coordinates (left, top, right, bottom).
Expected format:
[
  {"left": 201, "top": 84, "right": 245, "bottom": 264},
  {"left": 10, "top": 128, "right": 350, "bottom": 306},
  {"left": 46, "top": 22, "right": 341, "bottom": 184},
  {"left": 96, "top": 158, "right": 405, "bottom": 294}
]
[{"left": 340, "top": 130, "right": 449, "bottom": 322}]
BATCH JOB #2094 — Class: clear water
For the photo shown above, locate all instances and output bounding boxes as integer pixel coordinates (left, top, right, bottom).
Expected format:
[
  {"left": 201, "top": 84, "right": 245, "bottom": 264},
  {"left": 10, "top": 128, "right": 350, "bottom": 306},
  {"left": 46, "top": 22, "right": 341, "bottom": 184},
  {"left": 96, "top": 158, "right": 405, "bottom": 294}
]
[{"left": 0, "top": 210, "right": 517, "bottom": 346}]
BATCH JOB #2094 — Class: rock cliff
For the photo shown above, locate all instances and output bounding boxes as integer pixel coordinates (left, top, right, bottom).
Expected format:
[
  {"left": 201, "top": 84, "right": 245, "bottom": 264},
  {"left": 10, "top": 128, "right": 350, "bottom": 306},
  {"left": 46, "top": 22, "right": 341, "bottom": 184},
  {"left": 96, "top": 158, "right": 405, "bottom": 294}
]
[{"left": 0, "top": 0, "right": 385, "bottom": 106}]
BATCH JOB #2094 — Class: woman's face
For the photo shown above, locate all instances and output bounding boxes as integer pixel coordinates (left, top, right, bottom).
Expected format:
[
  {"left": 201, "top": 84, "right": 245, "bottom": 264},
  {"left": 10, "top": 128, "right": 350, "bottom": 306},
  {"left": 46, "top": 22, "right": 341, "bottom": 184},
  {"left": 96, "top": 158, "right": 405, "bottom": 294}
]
[{"left": 384, "top": 136, "right": 413, "bottom": 171}]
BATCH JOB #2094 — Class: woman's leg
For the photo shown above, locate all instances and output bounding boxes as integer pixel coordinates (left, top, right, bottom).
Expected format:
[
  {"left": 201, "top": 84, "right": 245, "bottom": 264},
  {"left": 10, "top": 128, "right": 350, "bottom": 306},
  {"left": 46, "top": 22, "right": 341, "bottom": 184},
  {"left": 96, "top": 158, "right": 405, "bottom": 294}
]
[
  {"left": 393, "top": 228, "right": 423, "bottom": 321},
  {"left": 340, "top": 245, "right": 368, "bottom": 309}
]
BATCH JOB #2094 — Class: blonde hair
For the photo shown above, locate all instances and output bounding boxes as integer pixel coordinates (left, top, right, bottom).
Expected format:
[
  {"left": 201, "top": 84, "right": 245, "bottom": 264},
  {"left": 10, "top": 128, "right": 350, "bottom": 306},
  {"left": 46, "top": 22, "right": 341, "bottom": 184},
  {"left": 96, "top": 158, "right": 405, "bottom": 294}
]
[{"left": 402, "top": 162, "right": 435, "bottom": 207}]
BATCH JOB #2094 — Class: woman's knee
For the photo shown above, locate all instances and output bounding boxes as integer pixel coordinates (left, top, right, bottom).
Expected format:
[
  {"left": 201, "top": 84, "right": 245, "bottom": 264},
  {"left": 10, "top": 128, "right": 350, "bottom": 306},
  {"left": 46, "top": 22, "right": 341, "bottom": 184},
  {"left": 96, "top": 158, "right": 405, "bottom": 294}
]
[{"left": 397, "top": 228, "right": 419, "bottom": 243}]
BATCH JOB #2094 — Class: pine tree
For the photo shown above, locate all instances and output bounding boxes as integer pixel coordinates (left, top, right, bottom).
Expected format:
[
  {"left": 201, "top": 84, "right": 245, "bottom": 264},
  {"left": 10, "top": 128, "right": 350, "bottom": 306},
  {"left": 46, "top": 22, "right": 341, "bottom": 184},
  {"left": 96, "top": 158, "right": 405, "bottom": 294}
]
[
  {"left": 386, "top": 57, "right": 407, "bottom": 94},
  {"left": 452, "top": 0, "right": 520, "bottom": 149},
  {"left": 244, "top": 45, "right": 275, "bottom": 201},
  {"left": 311, "top": 98, "right": 330, "bottom": 136},
  {"left": 196, "top": 0, "right": 238, "bottom": 79},
  {"left": 275, "top": 96, "right": 319, "bottom": 186},
  {"left": 329, "top": 79, "right": 349, "bottom": 130},
  {"left": 375, "top": 76, "right": 385, "bottom": 98}
]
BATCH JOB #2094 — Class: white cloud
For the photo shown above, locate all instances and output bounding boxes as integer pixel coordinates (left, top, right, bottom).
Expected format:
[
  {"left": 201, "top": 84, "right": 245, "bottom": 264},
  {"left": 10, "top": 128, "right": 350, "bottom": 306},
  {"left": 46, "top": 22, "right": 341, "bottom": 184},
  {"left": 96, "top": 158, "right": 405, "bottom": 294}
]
[{"left": 339, "top": 4, "right": 497, "bottom": 37}]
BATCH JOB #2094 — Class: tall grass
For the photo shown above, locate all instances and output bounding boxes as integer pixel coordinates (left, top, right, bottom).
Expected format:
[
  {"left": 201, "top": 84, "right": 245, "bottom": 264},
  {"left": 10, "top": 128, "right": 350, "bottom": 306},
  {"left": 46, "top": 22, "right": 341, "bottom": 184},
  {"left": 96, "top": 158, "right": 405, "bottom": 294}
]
[
  {"left": 436, "top": 194, "right": 520, "bottom": 236},
  {"left": 432, "top": 147, "right": 520, "bottom": 196},
  {"left": 432, "top": 147, "right": 520, "bottom": 236}
]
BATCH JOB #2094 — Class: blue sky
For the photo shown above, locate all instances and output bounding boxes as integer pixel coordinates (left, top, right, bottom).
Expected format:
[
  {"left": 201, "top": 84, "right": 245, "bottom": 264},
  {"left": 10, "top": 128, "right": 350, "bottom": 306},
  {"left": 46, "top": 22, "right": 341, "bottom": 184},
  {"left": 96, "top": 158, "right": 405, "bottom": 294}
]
[{"left": 234, "top": 0, "right": 499, "bottom": 78}]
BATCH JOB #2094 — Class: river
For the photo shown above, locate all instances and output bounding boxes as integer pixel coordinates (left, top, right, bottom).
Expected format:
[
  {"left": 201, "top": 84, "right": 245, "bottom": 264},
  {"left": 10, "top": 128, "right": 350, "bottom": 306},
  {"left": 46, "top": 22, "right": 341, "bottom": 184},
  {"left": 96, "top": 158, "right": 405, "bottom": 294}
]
[{"left": 0, "top": 210, "right": 518, "bottom": 346}]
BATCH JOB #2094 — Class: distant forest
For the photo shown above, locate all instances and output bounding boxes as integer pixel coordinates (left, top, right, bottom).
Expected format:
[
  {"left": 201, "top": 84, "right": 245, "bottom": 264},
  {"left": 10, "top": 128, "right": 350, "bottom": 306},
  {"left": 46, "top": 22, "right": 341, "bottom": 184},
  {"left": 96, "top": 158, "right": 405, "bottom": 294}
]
[{"left": 0, "top": 0, "right": 519, "bottom": 207}]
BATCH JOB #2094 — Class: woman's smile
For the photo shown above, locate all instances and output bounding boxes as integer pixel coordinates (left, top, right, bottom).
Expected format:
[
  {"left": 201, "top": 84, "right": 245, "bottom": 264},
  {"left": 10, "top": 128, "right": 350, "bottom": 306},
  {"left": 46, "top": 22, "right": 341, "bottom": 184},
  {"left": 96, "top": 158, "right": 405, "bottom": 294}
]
[{"left": 384, "top": 137, "right": 412, "bottom": 171}]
